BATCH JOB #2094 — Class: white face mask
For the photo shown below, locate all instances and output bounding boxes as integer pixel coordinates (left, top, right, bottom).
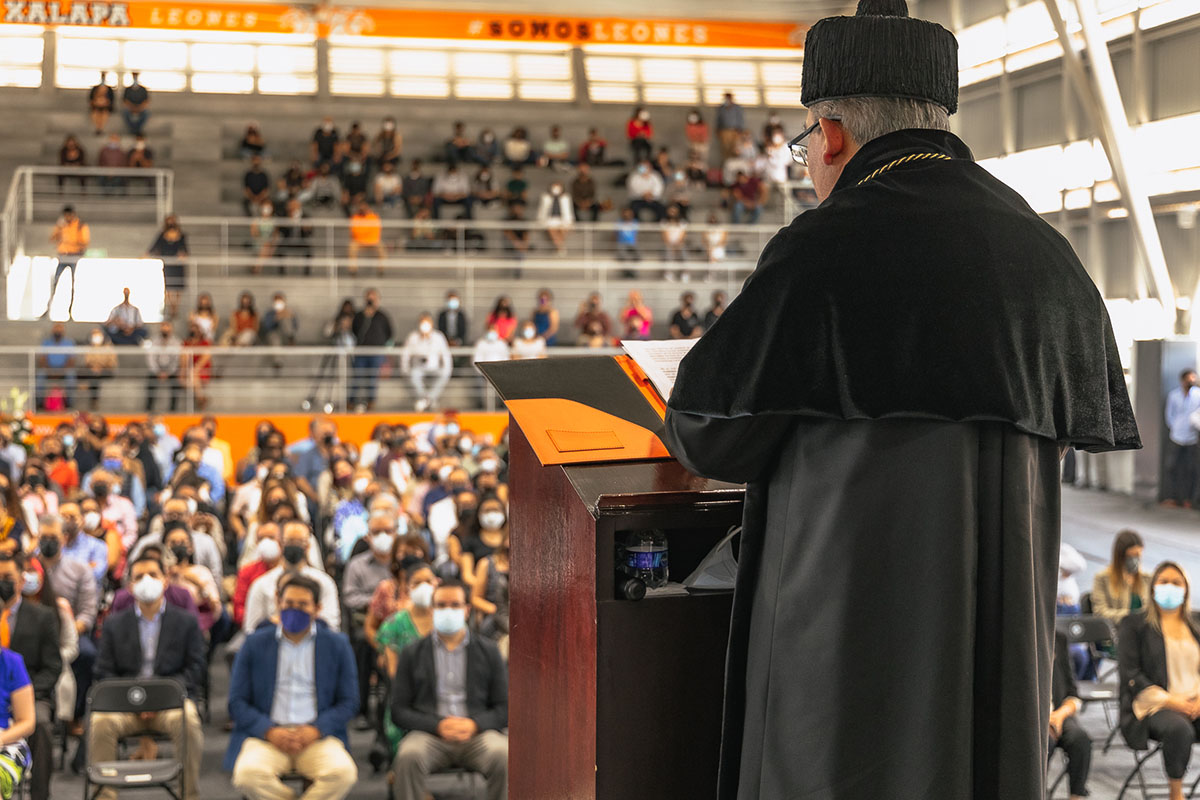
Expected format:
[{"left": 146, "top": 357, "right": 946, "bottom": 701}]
[
  {"left": 256, "top": 537, "right": 281, "bottom": 562},
  {"left": 132, "top": 575, "right": 164, "bottom": 604},
  {"left": 273, "top": 300, "right": 285, "bottom": 312},
  {"left": 458, "top": 437, "right": 473, "bottom": 453},
  {"left": 322, "top": 122, "right": 333, "bottom": 132},
  {"left": 20, "top": 571, "right": 40, "bottom": 596},
  {"left": 91, "top": 333, "right": 104, "bottom": 345},
  {"left": 409, "top": 581, "right": 434, "bottom": 609},
  {"left": 198, "top": 486, "right": 211, "bottom": 503},
  {"left": 438, "top": 465, "right": 454, "bottom": 482},
  {"left": 479, "top": 458, "right": 499, "bottom": 473},
  {"left": 353, "top": 477, "right": 370, "bottom": 495},
  {"left": 479, "top": 510, "right": 506, "bottom": 531},
  {"left": 638, "top": 111, "right": 649, "bottom": 121},
  {"left": 383, "top": 121, "right": 394, "bottom": 131},
  {"left": 83, "top": 511, "right": 101, "bottom": 530},
  {"left": 257, "top": 465, "right": 269, "bottom": 482},
  {"left": 185, "top": 498, "right": 198, "bottom": 515},
  {"left": 419, "top": 322, "right": 433, "bottom": 334},
  {"left": 523, "top": 328, "right": 535, "bottom": 339},
  {"left": 486, "top": 330, "right": 498, "bottom": 342},
  {"left": 370, "top": 532, "right": 394, "bottom": 554}
]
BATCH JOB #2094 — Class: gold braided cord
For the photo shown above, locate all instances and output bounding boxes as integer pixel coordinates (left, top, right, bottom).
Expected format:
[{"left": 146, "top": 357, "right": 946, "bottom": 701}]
[{"left": 857, "top": 152, "right": 953, "bottom": 186}]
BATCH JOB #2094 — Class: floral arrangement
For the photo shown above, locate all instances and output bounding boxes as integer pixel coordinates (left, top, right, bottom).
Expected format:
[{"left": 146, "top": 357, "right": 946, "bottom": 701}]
[{"left": 0, "top": 388, "right": 33, "bottom": 453}]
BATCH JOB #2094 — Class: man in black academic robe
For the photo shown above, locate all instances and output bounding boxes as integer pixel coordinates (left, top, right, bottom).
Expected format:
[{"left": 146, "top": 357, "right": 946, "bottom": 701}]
[{"left": 664, "top": 3, "right": 1140, "bottom": 799}]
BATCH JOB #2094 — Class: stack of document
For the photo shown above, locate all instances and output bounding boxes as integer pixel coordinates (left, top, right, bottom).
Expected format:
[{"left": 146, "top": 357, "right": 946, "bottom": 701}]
[{"left": 620, "top": 338, "right": 700, "bottom": 401}]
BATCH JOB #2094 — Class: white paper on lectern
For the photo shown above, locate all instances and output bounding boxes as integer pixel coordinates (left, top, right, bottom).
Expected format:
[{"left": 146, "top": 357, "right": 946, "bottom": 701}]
[
  {"left": 683, "top": 526, "right": 741, "bottom": 591},
  {"left": 620, "top": 338, "right": 700, "bottom": 400}
]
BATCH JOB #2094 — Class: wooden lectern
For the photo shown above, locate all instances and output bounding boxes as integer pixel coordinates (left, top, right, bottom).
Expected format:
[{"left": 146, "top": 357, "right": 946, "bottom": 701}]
[{"left": 506, "top": 421, "right": 745, "bottom": 800}]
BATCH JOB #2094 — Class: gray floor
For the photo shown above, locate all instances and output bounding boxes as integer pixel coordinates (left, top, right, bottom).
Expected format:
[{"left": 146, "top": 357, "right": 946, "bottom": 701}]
[{"left": 48, "top": 486, "right": 1200, "bottom": 799}]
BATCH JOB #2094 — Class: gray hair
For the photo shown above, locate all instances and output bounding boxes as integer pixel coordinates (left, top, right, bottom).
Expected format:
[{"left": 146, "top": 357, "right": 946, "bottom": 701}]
[{"left": 809, "top": 97, "right": 950, "bottom": 147}]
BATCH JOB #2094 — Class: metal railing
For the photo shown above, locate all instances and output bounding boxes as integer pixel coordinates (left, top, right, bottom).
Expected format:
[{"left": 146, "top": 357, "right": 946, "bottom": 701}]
[
  {"left": 5, "top": 343, "right": 622, "bottom": 414},
  {"left": 2, "top": 165, "right": 175, "bottom": 278},
  {"left": 171, "top": 214, "right": 777, "bottom": 305}
]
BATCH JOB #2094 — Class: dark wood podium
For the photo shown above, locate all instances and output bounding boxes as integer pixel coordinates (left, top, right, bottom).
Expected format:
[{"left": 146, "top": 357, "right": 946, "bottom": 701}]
[{"left": 506, "top": 421, "right": 745, "bottom": 800}]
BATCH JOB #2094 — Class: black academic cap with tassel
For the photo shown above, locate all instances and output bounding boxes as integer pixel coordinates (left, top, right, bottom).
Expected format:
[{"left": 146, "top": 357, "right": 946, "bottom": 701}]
[{"left": 800, "top": 0, "right": 960, "bottom": 113}]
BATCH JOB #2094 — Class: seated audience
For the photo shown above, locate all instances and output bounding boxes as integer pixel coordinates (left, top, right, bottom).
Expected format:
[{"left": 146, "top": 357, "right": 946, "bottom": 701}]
[
  {"left": 731, "top": 170, "right": 763, "bottom": 224},
  {"left": 571, "top": 163, "right": 600, "bottom": 222},
  {"left": 669, "top": 292, "right": 704, "bottom": 339},
  {"left": 661, "top": 205, "right": 688, "bottom": 270},
  {"left": 128, "top": 498, "right": 224, "bottom": 583},
  {"left": 444, "top": 121, "right": 473, "bottom": 166},
  {"left": 401, "top": 160, "right": 432, "bottom": 218},
  {"left": 121, "top": 72, "right": 150, "bottom": 136},
  {"left": 1119, "top": 561, "right": 1200, "bottom": 800},
  {"left": 1, "top": 551, "right": 59, "bottom": 800},
  {"left": 220, "top": 292, "right": 259, "bottom": 347},
  {"left": 58, "top": 501, "right": 107, "bottom": 590},
  {"left": 391, "top": 578, "right": 508, "bottom": 800},
  {"left": 621, "top": 291, "right": 653, "bottom": 340},
  {"left": 36, "top": 514, "right": 97, "bottom": 725},
  {"left": 1094, "top": 529, "right": 1152, "bottom": 624},
  {"left": 242, "top": 522, "right": 340, "bottom": 633},
  {"left": 574, "top": 293, "right": 612, "bottom": 341},
  {"left": 502, "top": 204, "right": 532, "bottom": 264},
  {"left": 432, "top": 165, "right": 474, "bottom": 220},
  {"left": 0, "top": 630, "right": 33, "bottom": 800},
  {"left": 503, "top": 167, "right": 528, "bottom": 206},
  {"left": 1049, "top": 630, "right": 1090, "bottom": 800},
  {"left": 58, "top": 135, "right": 86, "bottom": 190},
  {"left": 578, "top": 127, "right": 607, "bottom": 166},
  {"left": 375, "top": 563, "right": 436, "bottom": 759},
  {"left": 91, "top": 552, "right": 205, "bottom": 800},
  {"left": 401, "top": 314, "right": 452, "bottom": 413},
  {"left": 472, "top": 167, "right": 499, "bottom": 209},
  {"left": 540, "top": 125, "right": 570, "bottom": 171},
  {"left": 127, "top": 135, "right": 154, "bottom": 169},
  {"left": 374, "top": 117, "right": 401, "bottom": 166},
  {"left": 509, "top": 324, "right": 546, "bottom": 360},
  {"left": 312, "top": 117, "right": 340, "bottom": 170},
  {"left": 374, "top": 160, "right": 402, "bottom": 209},
  {"left": 240, "top": 123, "right": 265, "bottom": 158},
  {"left": 234, "top": 522, "right": 283, "bottom": 627},
  {"left": 474, "top": 129, "right": 498, "bottom": 165},
  {"left": 685, "top": 108, "right": 709, "bottom": 163},
  {"left": 626, "top": 161, "right": 666, "bottom": 221},
  {"left": 536, "top": 182, "right": 572, "bottom": 255},
  {"left": 164, "top": 524, "right": 224, "bottom": 635},
  {"left": 36, "top": 323, "right": 76, "bottom": 411},
  {"left": 704, "top": 213, "right": 728, "bottom": 266},
  {"left": 82, "top": 329, "right": 117, "bottom": 410},
  {"left": 502, "top": 127, "right": 535, "bottom": 167},
  {"left": 228, "top": 575, "right": 358, "bottom": 800},
  {"left": 243, "top": 155, "right": 271, "bottom": 216},
  {"left": 531, "top": 289, "right": 560, "bottom": 346},
  {"left": 343, "top": 514, "right": 398, "bottom": 728}
]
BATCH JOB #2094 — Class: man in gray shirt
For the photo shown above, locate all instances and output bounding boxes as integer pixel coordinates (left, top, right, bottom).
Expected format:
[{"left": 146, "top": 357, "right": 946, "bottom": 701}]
[
  {"left": 341, "top": 512, "right": 397, "bottom": 726},
  {"left": 391, "top": 578, "right": 508, "bottom": 800},
  {"left": 37, "top": 513, "right": 99, "bottom": 722}
]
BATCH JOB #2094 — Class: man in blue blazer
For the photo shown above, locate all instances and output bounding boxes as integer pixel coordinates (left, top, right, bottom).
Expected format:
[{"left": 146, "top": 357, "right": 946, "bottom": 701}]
[{"left": 227, "top": 574, "right": 359, "bottom": 800}]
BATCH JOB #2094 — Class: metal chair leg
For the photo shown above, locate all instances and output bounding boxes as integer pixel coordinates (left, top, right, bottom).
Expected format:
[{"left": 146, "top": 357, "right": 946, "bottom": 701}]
[{"left": 1117, "top": 744, "right": 1163, "bottom": 800}]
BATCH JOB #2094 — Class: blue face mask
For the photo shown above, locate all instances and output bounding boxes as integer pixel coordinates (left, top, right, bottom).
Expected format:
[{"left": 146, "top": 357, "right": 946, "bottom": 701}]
[
  {"left": 280, "top": 608, "right": 312, "bottom": 634},
  {"left": 1155, "top": 583, "right": 1187, "bottom": 611},
  {"left": 153, "top": 423, "right": 167, "bottom": 439},
  {"left": 61, "top": 435, "right": 74, "bottom": 449},
  {"left": 102, "top": 458, "right": 122, "bottom": 471},
  {"left": 433, "top": 608, "right": 466, "bottom": 636}
]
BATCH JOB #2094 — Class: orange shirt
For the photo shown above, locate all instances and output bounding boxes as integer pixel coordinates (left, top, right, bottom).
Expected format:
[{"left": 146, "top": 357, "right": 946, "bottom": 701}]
[
  {"left": 350, "top": 211, "right": 382, "bottom": 245},
  {"left": 55, "top": 219, "right": 90, "bottom": 255}
]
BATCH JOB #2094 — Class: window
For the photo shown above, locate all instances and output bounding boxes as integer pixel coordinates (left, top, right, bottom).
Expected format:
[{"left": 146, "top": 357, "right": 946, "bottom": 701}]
[
  {"left": 454, "top": 80, "right": 513, "bottom": 100},
  {"left": 190, "top": 43, "right": 255, "bottom": 73},
  {"left": 585, "top": 48, "right": 795, "bottom": 106},
  {"left": 640, "top": 58, "right": 696, "bottom": 84},
  {"left": 453, "top": 52, "right": 512, "bottom": 79},
  {"left": 643, "top": 84, "right": 699, "bottom": 104},
  {"left": 0, "top": 26, "right": 43, "bottom": 87},
  {"left": 391, "top": 78, "right": 451, "bottom": 97}
]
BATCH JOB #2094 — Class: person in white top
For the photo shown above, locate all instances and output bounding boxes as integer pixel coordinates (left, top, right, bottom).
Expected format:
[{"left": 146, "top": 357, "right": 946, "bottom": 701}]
[
  {"left": 401, "top": 313, "right": 452, "bottom": 412},
  {"left": 510, "top": 323, "right": 547, "bottom": 360},
  {"left": 472, "top": 327, "right": 511, "bottom": 407},
  {"left": 536, "top": 182, "right": 574, "bottom": 255},
  {"left": 241, "top": 522, "right": 340, "bottom": 633}
]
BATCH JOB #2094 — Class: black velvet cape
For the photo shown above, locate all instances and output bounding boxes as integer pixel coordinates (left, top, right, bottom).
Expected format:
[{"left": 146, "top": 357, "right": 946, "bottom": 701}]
[
  {"left": 664, "top": 129, "right": 1140, "bottom": 800},
  {"left": 669, "top": 129, "right": 1139, "bottom": 454}
]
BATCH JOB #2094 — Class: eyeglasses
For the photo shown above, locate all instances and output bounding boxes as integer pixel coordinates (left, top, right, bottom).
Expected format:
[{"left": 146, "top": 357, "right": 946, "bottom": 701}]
[{"left": 789, "top": 116, "right": 840, "bottom": 167}]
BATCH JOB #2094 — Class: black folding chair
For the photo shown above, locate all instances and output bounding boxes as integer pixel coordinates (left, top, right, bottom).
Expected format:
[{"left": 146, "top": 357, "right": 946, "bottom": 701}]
[
  {"left": 1057, "top": 615, "right": 1121, "bottom": 751},
  {"left": 82, "top": 678, "right": 188, "bottom": 800}
]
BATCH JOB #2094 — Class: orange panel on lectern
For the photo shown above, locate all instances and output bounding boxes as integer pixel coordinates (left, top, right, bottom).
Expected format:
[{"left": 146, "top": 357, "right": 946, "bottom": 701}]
[{"left": 505, "top": 398, "right": 670, "bottom": 466}]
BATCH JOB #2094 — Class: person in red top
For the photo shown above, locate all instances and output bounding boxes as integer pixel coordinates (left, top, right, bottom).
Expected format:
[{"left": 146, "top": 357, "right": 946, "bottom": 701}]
[
  {"left": 578, "top": 128, "right": 607, "bottom": 167},
  {"left": 232, "top": 521, "right": 283, "bottom": 627},
  {"left": 627, "top": 107, "right": 653, "bottom": 164},
  {"left": 485, "top": 296, "right": 518, "bottom": 342}
]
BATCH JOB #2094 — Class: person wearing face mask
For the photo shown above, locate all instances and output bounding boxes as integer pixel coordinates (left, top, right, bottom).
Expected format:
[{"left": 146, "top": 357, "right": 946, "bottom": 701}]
[
  {"left": 1093, "top": 529, "right": 1153, "bottom": 625},
  {"left": 342, "top": 513, "right": 399, "bottom": 730},
  {"left": 331, "top": 471, "right": 376, "bottom": 565},
  {"left": 374, "top": 562, "right": 437, "bottom": 762},
  {"left": 391, "top": 578, "right": 508, "bottom": 800},
  {"left": 437, "top": 291, "right": 469, "bottom": 347},
  {"left": 227, "top": 576, "right": 358, "bottom": 800},
  {"left": 0, "top": 551, "right": 61, "bottom": 800},
  {"left": 1048, "top": 629, "right": 1090, "bottom": 800},
  {"left": 374, "top": 116, "right": 402, "bottom": 167},
  {"left": 104, "top": 285, "right": 147, "bottom": 346},
  {"left": 81, "top": 328, "right": 116, "bottom": 411},
  {"left": 83, "top": 442, "right": 147, "bottom": 517},
  {"left": 242, "top": 522, "right": 341, "bottom": 634},
  {"left": 57, "top": 502, "right": 106, "bottom": 590},
  {"left": 536, "top": 181, "right": 573, "bottom": 255},
  {"left": 401, "top": 313, "right": 452, "bottom": 413},
  {"left": 164, "top": 524, "right": 222, "bottom": 634},
  {"left": 1119, "top": 562, "right": 1200, "bottom": 800},
  {"left": 627, "top": 106, "right": 654, "bottom": 164},
  {"left": 36, "top": 322, "right": 77, "bottom": 412},
  {"left": 232, "top": 521, "right": 283, "bottom": 628},
  {"left": 509, "top": 321, "right": 547, "bottom": 360},
  {"left": 78, "top": 496, "right": 122, "bottom": 579},
  {"left": 92, "top": 552, "right": 206, "bottom": 800},
  {"left": 311, "top": 116, "right": 340, "bottom": 170},
  {"left": 449, "top": 499, "right": 505, "bottom": 588},
  {"left": 626, "top": 158, "right": 666, "bottom": 222},
  {"left": 471, "top": 533, "right": 510, "bottom": 651},
  {"left": 364, "top": 531, "right": 427, "bottom": 653}
]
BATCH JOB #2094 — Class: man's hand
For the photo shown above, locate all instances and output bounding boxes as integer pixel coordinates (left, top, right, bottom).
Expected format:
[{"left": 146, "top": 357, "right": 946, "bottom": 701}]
[
  {"left": 75, "top": 619, "right": 87, "bottom": 635},
  {"left": 265, "top": 726, "right": 297, "bottom": 754},
  {"left": 1186, "top": 698, "right": 1200, "bottom": 720},
  {"left": 437, "top": 717, "right": 477, "bottom": 742},
  {"left": 293, "top": 725, "right": 320, "bottom": 749}
]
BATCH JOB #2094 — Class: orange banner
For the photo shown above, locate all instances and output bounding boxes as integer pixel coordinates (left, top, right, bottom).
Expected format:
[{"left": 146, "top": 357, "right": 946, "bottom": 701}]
[
  {"left": 3, "top": 2, "right": 805, "bottom": 48},
  {"left": 26, "top": 413, "right": 510, "bottom": 464}
]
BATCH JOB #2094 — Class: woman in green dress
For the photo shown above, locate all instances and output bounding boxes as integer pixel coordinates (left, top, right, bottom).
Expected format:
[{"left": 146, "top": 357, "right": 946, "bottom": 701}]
[{"left": 375, "top": 562, "right": 436, "bottom": 757}]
